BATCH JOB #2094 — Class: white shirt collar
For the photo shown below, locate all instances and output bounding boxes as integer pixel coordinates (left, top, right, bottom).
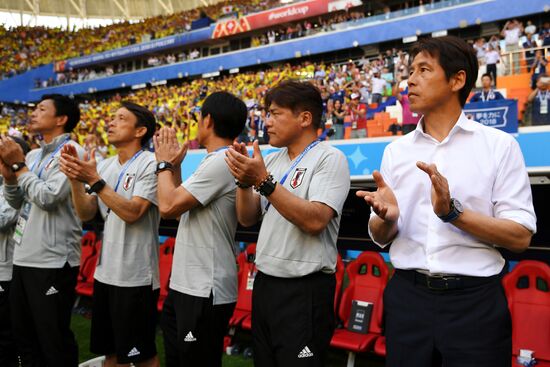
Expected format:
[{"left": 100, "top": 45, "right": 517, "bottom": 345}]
[{"left": 413, "top": 112, "right": 476, "bottom": 144}]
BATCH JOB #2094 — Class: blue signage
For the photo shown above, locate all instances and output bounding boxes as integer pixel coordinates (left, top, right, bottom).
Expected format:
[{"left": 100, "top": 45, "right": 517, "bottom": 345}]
[
  {"left": 464, "top": 99, "right": 518, "bottom": 134},
  {"left": 63, "top": 27, "right": 212, "bottom": 69}
]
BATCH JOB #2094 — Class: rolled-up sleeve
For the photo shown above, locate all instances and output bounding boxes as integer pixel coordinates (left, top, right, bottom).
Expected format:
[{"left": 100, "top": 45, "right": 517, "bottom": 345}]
[{"left": 492, "top": 138, "right": 537, "bottom": 233}]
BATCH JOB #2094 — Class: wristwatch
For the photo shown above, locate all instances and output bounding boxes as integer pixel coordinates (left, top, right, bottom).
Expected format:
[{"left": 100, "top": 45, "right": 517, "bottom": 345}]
[
  {"left": 86, "top": 179, "right": 106, "bottom": 195},
  {"left": 438, "top": 198, "right": 464, "bottom": 223},
  {"left": 255, "top": 174, "right": 277, "bottom": 197},
  {"left": 155, "top": 161, "right": 174, "bottom": 174},
  {"left": 11, "top": 162, "right": 26, "bottom": 172}
]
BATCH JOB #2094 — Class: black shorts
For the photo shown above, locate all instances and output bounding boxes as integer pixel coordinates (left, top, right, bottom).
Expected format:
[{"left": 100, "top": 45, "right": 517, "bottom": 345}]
[
  {"left": 252, "top": 271, "right": 336, "bottom": 367},
  {"left": 161, "top": 289, "right": 235, "bottom": 367},
  {"left": 90, "top": 280, "right": 159, "bottom": 364}
]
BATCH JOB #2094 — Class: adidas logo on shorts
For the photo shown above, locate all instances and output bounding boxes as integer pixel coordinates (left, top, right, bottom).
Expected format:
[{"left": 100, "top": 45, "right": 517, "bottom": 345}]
[
  {"left": 184, "top": 332, "right": 197, "bottom": 342},
  {"left": 127, "top": 347, "right": 140, "bottom": 357},
  {"left": 45, "top": 286, "right": 59, "bottom": 296},
  {"left": 298, "top": 346, "right": 314, "bottom": 358}
]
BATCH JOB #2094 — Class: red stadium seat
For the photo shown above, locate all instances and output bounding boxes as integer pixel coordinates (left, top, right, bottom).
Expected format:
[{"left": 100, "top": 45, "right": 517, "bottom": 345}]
[
  {"left": 373, "top": 335, "right": 386, "bottom": 357},
  {"left": 75, "top": 240, "right": 101, "bottom": 298},
  {"left": 77, "top": 231, "right": 96, "bottom": 283},
  {"left": 331, "top": 251, "right": 389, "bottom": 367},
  {"left": 503, "top": 260, "right": 550, "bottom": 366},
  {"left": 157, "top": 237, "right": 175, "bottom": 312},
  {"left": 229, "top": 244, "right": 257, "bottom": 330},
  {"left": 334, "top": 254, "right": 345, "bottom": 314}
]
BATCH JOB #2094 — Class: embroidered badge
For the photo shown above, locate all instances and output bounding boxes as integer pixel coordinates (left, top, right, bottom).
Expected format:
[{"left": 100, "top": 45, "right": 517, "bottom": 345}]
[
  {"left": 290, "top": 168, "right": 307, "bottom": 189},
  {"left": 44, "top": 157, "right": 56, "bottom": 171},
  {"left": 123, "top": 174, "right": 135, "bottom": 191}
]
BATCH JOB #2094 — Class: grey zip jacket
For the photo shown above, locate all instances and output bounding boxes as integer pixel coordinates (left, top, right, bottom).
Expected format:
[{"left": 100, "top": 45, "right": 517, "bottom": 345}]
[{"left": 3, "top": 133, "right": 85, "bottom": 268}]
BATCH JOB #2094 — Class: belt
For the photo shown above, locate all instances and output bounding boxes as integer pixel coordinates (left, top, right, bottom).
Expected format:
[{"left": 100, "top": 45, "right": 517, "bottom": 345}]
[{"left": 395, "top": 269, "right": 500, "bottom": 291}]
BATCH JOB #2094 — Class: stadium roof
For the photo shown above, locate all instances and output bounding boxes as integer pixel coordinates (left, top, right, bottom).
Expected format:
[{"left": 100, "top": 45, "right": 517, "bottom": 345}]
[{"left": 0, "top": 0, "right": 223, "bottom": 28}]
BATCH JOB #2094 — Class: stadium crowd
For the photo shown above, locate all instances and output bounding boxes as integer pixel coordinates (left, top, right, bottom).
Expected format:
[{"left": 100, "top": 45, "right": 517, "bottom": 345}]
[
  {"left": 0, "top": 0, "right": 281, "bottom": 79},
  {"left": 2, "top": 0, "right": 462, "bottom": 80},
  {"left": 3, "top": 41, "right": 550, "bottom": 159}
]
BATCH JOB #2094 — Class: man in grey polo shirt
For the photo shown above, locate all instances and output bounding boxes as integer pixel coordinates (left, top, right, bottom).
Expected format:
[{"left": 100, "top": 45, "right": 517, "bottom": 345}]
[
  {"left": 154, "top": 91, "right": 247, "bottom": 367},
  {"left": 226, "top": 81, "right": 350, "bottom": 366},
  {"left": 60, "top": 101, "right": 159, "bottom": 367},
  {"left": 0, "top": 136, "right": 30, "bottom": 367},
  {"left": 0, "top": 94, "right": 83, "bottom": 367}
]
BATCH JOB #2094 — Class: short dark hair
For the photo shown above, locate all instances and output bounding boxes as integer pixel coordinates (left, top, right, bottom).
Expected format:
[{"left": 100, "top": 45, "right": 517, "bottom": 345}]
[
  {"left": 410, "top": 36, "right": 478, "bottom": 107},
  {"left": 264, "top": 80, "right": 323, "bottom": 129},
  {"left": 200, "top": 92, "right": 247, "bottom": 139},
  {"left": 120, "top": 101, "right": 156, "bottom": 147},
  {"left": 40, "top": 94, "right": 81, "bottom": 133},
  {"left": 481, "top": 73, "right": 492, "bottom": 81}
]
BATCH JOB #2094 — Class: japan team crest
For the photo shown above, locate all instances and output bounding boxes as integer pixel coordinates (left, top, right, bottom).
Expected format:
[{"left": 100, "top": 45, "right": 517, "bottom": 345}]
[
  {"left": 290, "top": 168, "right": 307, "bottom": 189},
  {"left": 122, "top": 174, "right": 135, "bottom": 191},
  {"left": 44, "top": 157, "right": 56, "bottom": 171}
]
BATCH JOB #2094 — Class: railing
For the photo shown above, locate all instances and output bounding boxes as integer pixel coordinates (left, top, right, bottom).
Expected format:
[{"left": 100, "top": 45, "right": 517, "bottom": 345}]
[{"left": 500, "top": 45, "right": 549, "bottom": 76}]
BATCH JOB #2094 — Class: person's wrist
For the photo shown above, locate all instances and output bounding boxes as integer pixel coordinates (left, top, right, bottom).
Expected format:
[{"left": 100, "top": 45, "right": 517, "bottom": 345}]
[{"left": 87, "top": 174, "right": 102, "bottom": 186}]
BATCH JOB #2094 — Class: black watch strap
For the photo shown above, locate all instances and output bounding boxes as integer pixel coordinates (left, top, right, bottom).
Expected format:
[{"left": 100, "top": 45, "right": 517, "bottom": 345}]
[
  {"left": 255, "top": 174, "right": 277, "bottom": 197},
  {"left": 86, "top": 179, "right": 106, "bottom": 195},
  {"left": 11, "top": 162, "right": 26, "bottom": 172},
  {"left": 156, "top": 161, "right": 174, "bottom": 174}
]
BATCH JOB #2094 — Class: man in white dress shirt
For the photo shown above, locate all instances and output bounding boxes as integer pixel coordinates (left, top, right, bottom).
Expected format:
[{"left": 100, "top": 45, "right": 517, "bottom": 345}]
[{"left": 358, "top": 36, "right": 536, "bottom": 366}]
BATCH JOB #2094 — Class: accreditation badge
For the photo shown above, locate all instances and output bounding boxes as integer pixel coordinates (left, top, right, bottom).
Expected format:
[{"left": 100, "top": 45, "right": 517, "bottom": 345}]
[
  {"left": 13, "top": 202, "right": 31, "bottom": 246},
  {"left": 540, "top": 97, "right": 548, "bottom": 115},
  {"left": 246, "top": 270, "right": 256, "bottom": 290}
]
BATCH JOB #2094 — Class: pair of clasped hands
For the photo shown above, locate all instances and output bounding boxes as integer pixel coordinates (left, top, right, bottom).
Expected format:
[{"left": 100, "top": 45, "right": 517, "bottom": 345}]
[{"left": 148, "top": 127, "right": 269, "bottom": 188}]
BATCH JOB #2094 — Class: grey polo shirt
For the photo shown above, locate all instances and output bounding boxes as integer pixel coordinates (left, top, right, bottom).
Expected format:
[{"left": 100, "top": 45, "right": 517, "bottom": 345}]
[
  {"left": 0, "top": 178, "right": 18, "bottom": 281},
  {"left": 170, "top": 151, "right": 238, "bottom": 305},
  {"left": 3, "top": 133, "right": 85, "bottom": 268},
  {"left": 256, "top": 142, "right": 350, "bottom": 278},
  {"left": 93, "top": 151, "right": 160, "bottom": 289}
]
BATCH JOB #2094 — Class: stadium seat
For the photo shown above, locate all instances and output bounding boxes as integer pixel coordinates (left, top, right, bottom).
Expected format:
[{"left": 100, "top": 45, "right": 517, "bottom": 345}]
[
  {"left": 373, "top": 335, "right": 386, "bottom": 357},
  {"left": 78, "top": 231, "right": 97, "bottom": 283},
  {"left": 229, "top": 244, "right": 257, "bottom": 330},
  {"left": 503, "top": 260, "right": 550, "bottom": 366},
  {"left": 330, "top": 251, "right": 389, "bottom": 367},
  {"left": 75, "top": 240, "right": 101, "bottom": 298},
  {"left": 157, "top": 237, "right": 175, "bottom": 312},
  {"left": 334, "top": 254, "right": 345, "bottom": 314}
]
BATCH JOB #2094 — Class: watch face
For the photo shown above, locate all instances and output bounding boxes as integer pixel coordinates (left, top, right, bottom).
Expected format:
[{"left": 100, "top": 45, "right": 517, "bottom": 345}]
[
  {"left": 11, "top": 164, "right": 19, "bottom": 171},
  {"left": 159, "top": 162, "right": 166, "bottom": 169},
  {"left": 453, "top": 199, "right": 464, "bottom": 213}
]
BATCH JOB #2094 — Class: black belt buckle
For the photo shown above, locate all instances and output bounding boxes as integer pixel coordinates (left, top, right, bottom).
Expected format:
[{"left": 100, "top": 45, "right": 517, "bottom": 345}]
[{"left": 426, "top": 275, "right": 461, "bottom": 290}]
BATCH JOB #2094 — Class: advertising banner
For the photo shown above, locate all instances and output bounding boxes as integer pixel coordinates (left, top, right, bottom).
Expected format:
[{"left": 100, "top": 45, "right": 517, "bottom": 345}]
[
  {"left": 212, "top": 0, "right": 362, "bottom": 38},
  {"left": 464, "top": 99, "right": 518, "bottom": 134}
]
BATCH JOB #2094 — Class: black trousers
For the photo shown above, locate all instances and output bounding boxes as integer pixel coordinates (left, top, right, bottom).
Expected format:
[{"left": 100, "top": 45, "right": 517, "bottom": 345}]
[
  {"left": 0, "top": 280, "right": 17, "bottom": 367},
  {"left": 384, "top": 269, "right": 511, "bottom": 367},
  {"left": 487, "top": 64, "right": 497, "bottom": 85},
  {"left": 10, "top": 264, "right": 79, "bottom": 367},
  {"left": 161, "top": 289, "right": 235, "bottom": 367},
  {"left": 252, "top": 271, "right": 335, "bottom": 367}
]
